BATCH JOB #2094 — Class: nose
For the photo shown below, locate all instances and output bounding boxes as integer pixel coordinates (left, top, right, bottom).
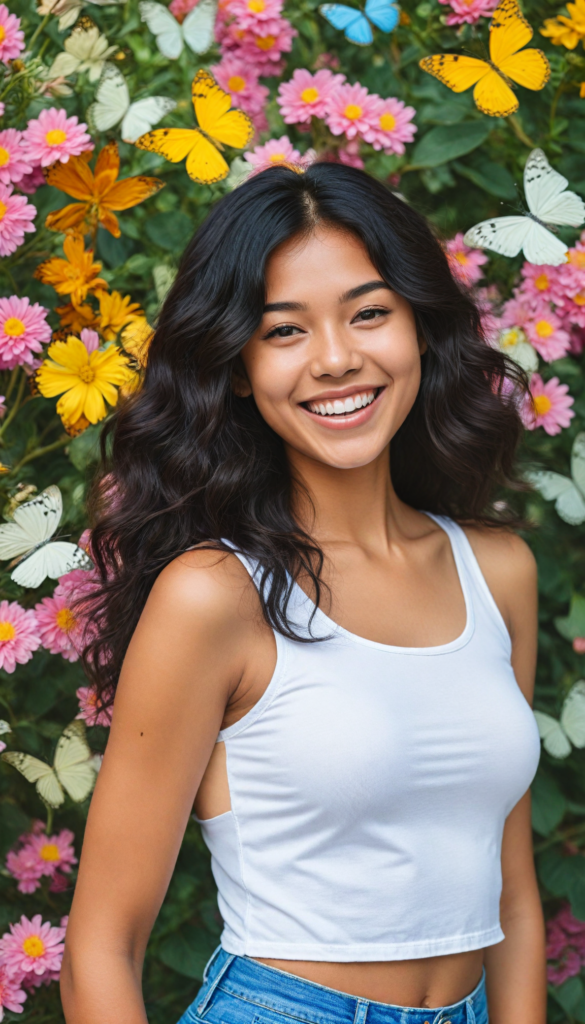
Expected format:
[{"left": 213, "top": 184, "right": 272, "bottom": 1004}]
[{"left": 309, "top": 323, "right": 363, "bottom": 379}]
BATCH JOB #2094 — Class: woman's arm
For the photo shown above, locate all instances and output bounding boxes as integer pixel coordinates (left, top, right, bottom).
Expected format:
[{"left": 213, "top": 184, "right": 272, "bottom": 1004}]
[
  {"left": 466, "top": 528, "right": 546, "bottom": 1024},
  {"left": 60, "top": 550, "right": 264, "bottom": 1024}
]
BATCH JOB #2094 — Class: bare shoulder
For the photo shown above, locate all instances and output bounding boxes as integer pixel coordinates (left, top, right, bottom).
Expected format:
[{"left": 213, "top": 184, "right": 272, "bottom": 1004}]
[{"left": 148, "top": 545, "right": 261, "bottom": 628}]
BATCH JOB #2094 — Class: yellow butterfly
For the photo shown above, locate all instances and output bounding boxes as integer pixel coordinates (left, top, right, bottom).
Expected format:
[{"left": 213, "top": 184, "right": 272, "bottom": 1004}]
[
  {"left": 419, "top": 0, "right": 550, "bottom": 118},
  {"left": 134, "top": 69, "right": 254, "bottom": 185}
]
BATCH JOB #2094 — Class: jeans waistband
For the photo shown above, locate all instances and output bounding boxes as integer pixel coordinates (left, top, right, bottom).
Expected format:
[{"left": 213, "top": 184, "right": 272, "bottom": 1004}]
[{"left": 195, "top": 947, "right": 487, "bottom": 1024}]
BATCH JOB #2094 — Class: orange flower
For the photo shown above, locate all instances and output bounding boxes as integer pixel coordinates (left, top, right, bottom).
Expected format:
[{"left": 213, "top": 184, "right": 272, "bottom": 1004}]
[
  {"left": 44, "top": 141, "right": 165, "bottom": 238},
  {"left": 98, "top": 290, "right": 143, "bottom": 341},
  {"left": 56, "top": 301, "right": 101, "bottom": 334},
  {"left": 120, "top": 317, "right": 153, "bottom": 368},
  {"left": 35, "top": 235, "right": 107, "bottom": 307}
]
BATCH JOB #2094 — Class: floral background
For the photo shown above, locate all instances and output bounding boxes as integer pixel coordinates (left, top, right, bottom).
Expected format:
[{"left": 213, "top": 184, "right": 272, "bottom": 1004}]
[{"left": 0, "top": 0, "right": 585, "bottom": 1016}]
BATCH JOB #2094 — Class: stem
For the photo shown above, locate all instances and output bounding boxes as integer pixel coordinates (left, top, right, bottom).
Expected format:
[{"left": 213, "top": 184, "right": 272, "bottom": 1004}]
[
  {"left": 0, "top": 371, "right": 27, "bottom": 439},
  {"left": 45, "top": 804, "right": 54, "bottom": 835},
  {"left": 28, "top": 12, "right": 52, "bottom": 50},
  {"left": 9, "top": 436, "right": 69, "bottom": 474},
  {"left": 549, "top": 79, "right": 566, "bottom": 137},
  {"left": 507, "top": 114, "right": 536, "bottom": 149},
  {"left": 4, "top": 366, "right": 19, "bottom": 404}
]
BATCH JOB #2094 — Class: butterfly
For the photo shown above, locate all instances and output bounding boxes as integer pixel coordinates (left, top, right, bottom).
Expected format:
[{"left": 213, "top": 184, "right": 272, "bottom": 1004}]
[
  {"left": 319, "top": 0, "right": 399, "bottom": 45},
  {"left": 463, "top": 149, "right": 585, "bottom": 266},
  {"left": 139, "top": 0, "right": 216, "bottom": 60},
  {"left": 526, "top": 433, "right": 585, "bottom": 525},
  {"left": 2, "top": 721, "right": 97, "bottom": 808},
  {"left": 37, "top": 0, "right": 126, "bottom": 32},
  {"left": 135, "top": 69, "right": 254, "bottom": 185},
  {"left": 0, "top": 485, "right": 92, "bottom": 589},
  {"left": 534, "top": 681, "right": 585, "bottom": 759},
  {"left": 48, "top": 18, "right": 118, "bottom": 83},
  {"left": 419, "top": 0, "right": 550, "bottom": 118},
  {"left": 89, "top": 65, "right": 176, "bottom": 143}
]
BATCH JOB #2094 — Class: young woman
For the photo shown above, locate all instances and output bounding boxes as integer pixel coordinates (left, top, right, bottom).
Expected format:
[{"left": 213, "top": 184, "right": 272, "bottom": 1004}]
[{"left": 60, "top": 163, "right": 546, "bottom": 1024}]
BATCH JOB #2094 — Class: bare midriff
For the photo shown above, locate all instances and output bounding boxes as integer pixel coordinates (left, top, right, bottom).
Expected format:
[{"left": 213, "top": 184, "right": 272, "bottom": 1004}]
[{"left": 252, "top": 950, "right": 485, "bottom": 1008}]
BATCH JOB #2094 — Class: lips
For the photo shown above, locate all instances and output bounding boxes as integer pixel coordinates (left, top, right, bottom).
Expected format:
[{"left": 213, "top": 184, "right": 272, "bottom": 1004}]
[
  {"left": 305, "top": 389, "right": 377, "bottom": 417},
  {"left": 300, "top": 386, "right": 385, "bottom": 430}
]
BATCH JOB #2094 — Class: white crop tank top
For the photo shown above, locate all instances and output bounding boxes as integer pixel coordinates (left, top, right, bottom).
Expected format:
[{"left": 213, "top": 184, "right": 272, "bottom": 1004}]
[{"left": 197, "top": 514, "right": 541, "bottom": 962}]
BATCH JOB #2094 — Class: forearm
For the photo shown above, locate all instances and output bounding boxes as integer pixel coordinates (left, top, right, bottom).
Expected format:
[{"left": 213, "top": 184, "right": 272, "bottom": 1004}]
[
  {"left": 484, "top": 897, "right": 547, "bottom": 1024},
  {"left": 60, "top": 946, "right": 148, "bottom": 1024}
]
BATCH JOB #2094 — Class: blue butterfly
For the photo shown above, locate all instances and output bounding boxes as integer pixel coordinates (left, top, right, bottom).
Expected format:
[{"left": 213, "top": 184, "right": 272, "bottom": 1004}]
[{"left": 319, "top": 0, "right": 400, "bottom": 45}]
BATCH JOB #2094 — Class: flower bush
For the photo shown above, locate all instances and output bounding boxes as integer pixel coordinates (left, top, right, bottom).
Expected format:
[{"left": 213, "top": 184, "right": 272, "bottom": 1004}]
[{"left": 1, "top": 0, "right": 585, "bottom": 1019}]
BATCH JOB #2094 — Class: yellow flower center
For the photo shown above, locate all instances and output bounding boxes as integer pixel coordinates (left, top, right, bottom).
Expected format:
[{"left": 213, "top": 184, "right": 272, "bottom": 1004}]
[
  {"left": 344, "top": 104, "right": 362, "bottom": 120},
  {"left": 535, "top": 273, "right": 549, "bottom": 290},
  {"left": 574, "top": 291, "right": 585, "bottom": 305},
  {"left": 454, "top": 251, "right": 469, "bottom": 265},
  {"left": 533, "top": 394, "right": 552, "bottom": 416},
  {"left": 248, "top": 0, "right": 265, "bottom": 9},
  {"left": 45, "top": 128, "right": 67, "bottom": 147},
  {"left": 0, "top": 26, "right": 5, "bottom": 43},
  {"left": 40, "top": 842, "right": 61, "bottom": 862},
  {"left": 78, "top": 366, "right": 96, "bottom": 383},
  {"left": 500, "top": 328, "right": 522, "bottom": 349},
  {"left": 301, "top": 86, "right": 320, "bottom": 103},
  {"left": 569, "top": 250, "right": 585, "bottom": 268},
  {"left": 0, "top": 146, "right": 10, "bottom": 168},
  {"left": 255, "top": 34, "right": 275, "bottom": 48},
  {"left": 56, "top": 607, "right": 77, "bottom": 632},
  {"left": 4, "top": 317, "right": 25, "bottom": 337},
  {"left": 379, "top": 112, "right": 396, "bottom": 131},
  {"left": 535, "top": 319, "right": 554, "bottom": 337},
  {"left": 0, "top": 621, "right": 16, "bottom": 642},
  {"left": 0, "top": 200, "right": 7, "bottom": 222},
  {"left": 228, "top": 74, "right": 246, "bottom": 92},
  {"left": 22, "top": 935, "right": 45, "bottom": 958},
  {"left": 269, "top": 153, "right": 286, "bottom": 162}
]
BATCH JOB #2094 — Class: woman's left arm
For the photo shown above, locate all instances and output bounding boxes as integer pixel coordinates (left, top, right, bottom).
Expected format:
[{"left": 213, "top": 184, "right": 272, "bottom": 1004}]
[{"left": 465, "top": 528, "right": 547, "bottom": 1024}]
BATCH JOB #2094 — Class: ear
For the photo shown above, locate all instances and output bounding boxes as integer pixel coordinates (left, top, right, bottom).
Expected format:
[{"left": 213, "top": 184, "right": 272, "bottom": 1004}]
[
  {"left": 418, "top": 335, "right": 428, "bottom": 355},
  {"left": 231, "top": 359, "right": 253, "bottom": 398}
]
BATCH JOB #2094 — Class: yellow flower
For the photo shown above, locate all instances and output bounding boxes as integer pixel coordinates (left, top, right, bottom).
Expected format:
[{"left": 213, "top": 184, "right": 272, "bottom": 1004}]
[
  {"left": 34, "top": 235, "right": 107, "bottom": 308},
  {"left": 36, "top": 336, "right": 134, "bottom": 430},
  {"left": 541, "top": 0, "right": 585, "bottom": 47},
  {"left": 580, "top": 81, "right": 585, "bottom": 96},
  {"left": 98, "top": 290, "right": 143, "bottom": 341},
  {"left": 120, "top": 317, "right": 153, "bottom": 368}
]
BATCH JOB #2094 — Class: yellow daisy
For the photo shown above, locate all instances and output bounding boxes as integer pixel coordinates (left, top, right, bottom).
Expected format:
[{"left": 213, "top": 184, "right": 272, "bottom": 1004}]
[
  {"left": 98, "top": 290, "right": 143, "bottom": 341},
  {"left": 36, "top": 336, "right": 135, "bottom": 429}
]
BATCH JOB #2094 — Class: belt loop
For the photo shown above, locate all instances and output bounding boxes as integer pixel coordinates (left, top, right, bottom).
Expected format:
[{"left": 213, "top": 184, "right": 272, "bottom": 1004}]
[
  {"left": 197, "top": 951, "right": 236, "bottom": 1016},
  {"left": 353, "top": 999, "right": 369, "bottom": 1024},
  {"left": 202, "top": 945, "right": 222, "bottom": 984},
  {"left": 465, "top": 999, "right": 477, "bottom": 1024}
]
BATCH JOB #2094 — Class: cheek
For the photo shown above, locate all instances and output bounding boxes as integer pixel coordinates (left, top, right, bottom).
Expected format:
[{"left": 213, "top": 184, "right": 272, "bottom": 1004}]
[{"left": 244, "top": 347, "right": 300, "bottom": 426}]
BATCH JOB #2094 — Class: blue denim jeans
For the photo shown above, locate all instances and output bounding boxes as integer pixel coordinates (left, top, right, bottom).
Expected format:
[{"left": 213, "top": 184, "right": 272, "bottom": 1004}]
[{"left": 177, "top": 947, "right": 489, "bottom": 1024}]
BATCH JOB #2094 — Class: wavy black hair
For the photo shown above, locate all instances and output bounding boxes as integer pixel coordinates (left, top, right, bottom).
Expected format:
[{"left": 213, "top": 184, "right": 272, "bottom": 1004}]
[{"left": 83, "top": 162, "right": 527, "bottom": 699}]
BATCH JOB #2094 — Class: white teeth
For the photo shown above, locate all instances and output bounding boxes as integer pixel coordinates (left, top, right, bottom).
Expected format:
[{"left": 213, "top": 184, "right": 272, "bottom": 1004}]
[{"left": 306, "top": 390, "right": 377, "bottom": 416}]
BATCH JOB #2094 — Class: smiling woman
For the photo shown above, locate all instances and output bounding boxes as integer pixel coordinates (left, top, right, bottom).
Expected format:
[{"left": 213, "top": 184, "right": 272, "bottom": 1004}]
[{"left": 61, "top": 164, "right": 545, "bottom": 1024}]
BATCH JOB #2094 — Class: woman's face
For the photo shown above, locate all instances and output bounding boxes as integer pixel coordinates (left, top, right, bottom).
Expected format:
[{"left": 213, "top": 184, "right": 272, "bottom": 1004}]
[{"left": 238, "top": 224, "right": 425, "bottom": 471}]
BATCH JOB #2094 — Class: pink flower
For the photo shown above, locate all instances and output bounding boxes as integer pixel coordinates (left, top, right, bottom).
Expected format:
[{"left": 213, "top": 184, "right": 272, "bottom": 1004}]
[
  {"left": 556, "top": 266, "right": 585, "bottom": 328},
  {"left": 209, "top": 55, "right": 270, "bottom": 117},
  {"left": 0, "top": 130, "right": 32, "bottom": 187},
  {"left": 22, "top": 109, "right": 92, "bottom": 168},
  {"left": 35, "top": 590, "right": 81, "bottom": 662},
  {"left": 168, "top": 0, "right": 198, "bottom": 20},
  {"left": 518, "top": 262, "right": 564, "bottom": 306},
  {"left": 437, "top": 0, "right": 499, "bottom": 24},
  {"left": 338, "top": 139, "right": 365, "bottom": 169},
  {"left": 6, "top": 826, "right": 76, "bottom": 894},
  {"left": 573, "top": 637, "right": 585, "bottom": 653},
  {"left": 17, "top": 166, "right": 45, "bottom": 195},
  {"left": 363, "top": 96, "right": 417, "bottom": 155},
  {"left": 0, "top": 915, "right": 65, "bottom": 981},
  {"left": 0, "top": 962, "right": 27, "bottom": 1016},
  {"left": 524, "top": 303, "right": 571, "bottom": 362},
  {"left": 244, "top": 135, "right": 302, "bottom": 172},
  {"left": 521, "top": 373, "right": 575, "bottom": 435},
  {"left": 0, "top": 296, "right": 51, "bottom": 371},
  {"left": 547, "top": 904, "right": 585, "bottom": 985},
  {"left": 277, "top": 68, "right": 346, "bottom": 124},
  {"left": 0, "top": 602, "right": 40, "bottom": 674},
  {"left": 445, "top": 233, "right": 488, "bottom": 288},
  {"left": 76, "top": 686, "right": 113, "bottom": 727},
  {"left": 228, "top": 17, "right": 296, "bottom": 73},
  {"left": 6, "top": 843, "right": 45, "bottom": 895},
  {"left": 324, "top": 81, "right": 380, "bottom": 141},
  {"left": 80, "top": 327, "right": 100, "bottom": 353},
  {"left": 0, "top": 183, "right": 35, "bottom": 257},
  {"left": 226, "top": 0, "right": 283, "bottom": 30},
  {"left": 0, "top": 5, "right": 25, "bottom": 63}
]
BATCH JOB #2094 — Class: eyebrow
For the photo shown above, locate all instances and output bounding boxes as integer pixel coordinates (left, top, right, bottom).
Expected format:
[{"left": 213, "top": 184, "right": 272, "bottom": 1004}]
[{"left": 263, "top": 280, "right": 391, "bottom": 314}]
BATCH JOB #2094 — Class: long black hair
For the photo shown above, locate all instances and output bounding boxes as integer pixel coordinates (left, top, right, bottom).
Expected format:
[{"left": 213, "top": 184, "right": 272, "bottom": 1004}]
[{"left": 83, "top": 162, "right": 527, "bottom": 699}]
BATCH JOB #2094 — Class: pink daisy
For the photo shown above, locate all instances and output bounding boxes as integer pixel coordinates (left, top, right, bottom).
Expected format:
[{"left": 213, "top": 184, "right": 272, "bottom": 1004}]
[
  {"left": 22, "top": 109, "right": 92, "bottom": 168},
  {"left": 547, "top": 904, "right": 585, "bottom": 985},
  {"left": 17, "top": 166, "right": 46, "bottom": 195},
  {"left": 0, "top": 184, "right": 35, "bottom": 258},
  {"left": 0, "top": 296, "right": 51, "bottom": 372},
  {"left": 500, "top": 294, "right": 534, "bottom": 330},
  {"left": 573, "top": 638, "right": 585, "bottom": 653},
  {"left": 0, "top": 963, "right": 27, "bottom": 1016},
  {"left": 226, "top": 0, "right": 283, "bottom": 29},
  {"left": 437, "top": 0, "right": 499, "bottom": 24},
  {"left": 445, "top": 233, "right": 488, "bottom": 287},
  {"left": 556, "top": 264, "right": 585, "bottom": 328},
  {"left": 209, "top": 55, "right": 270, "bottom": 116},
  {"left": 524, "top": 303, "right": 571, "bottom": 362},
  {"left": 244, "top": 135, "right": 302, "bottom": 172},
  {"left": 233, "top": 18, "right": 296, "bottom": 72},
  {"left": 338, "top": 140, "right": 365, "bottom": 169},
  {"left": 0, "top": 130, "right": 32, "bottom": 187},
  {"left": 521, "top": 373, "right": 575, "bottom": 435},
  {"left": 363, "top": 96, "right": 417, "bottom": 155},
  {"left": 324, "top": 81, "right": 380, "bottom": 141},
  {"left": 76, "top": 686, "right": 113, "bottom": 727},
  {"left": 0, "top": 602, "right": 40, "bottom": 674},
  {"left": 0, "top": 915, "right": 65, "bottom": 981},
  {"left": 277, "top": 68, "right": 346, "bottom": 124},
  {"left": 80, "top": 327, "right": 100, "bottom": 353},
  {"left": 35, "top": 591, "right": 81, "bottom": 663},
  {"left": 168, "top": 0, "right": 198, "bottom": 20},
  {"left": 6, "top": 842, "right": 45, "bottom": 895},
  {"left": 28, "top": 829, "right": 76, "bottom": 879},
  {"left": 518, "top": 261, "right": 564, "bottom": 306},
  {"left": 0, "top": 5, "right": 25, "bottom": 63}
]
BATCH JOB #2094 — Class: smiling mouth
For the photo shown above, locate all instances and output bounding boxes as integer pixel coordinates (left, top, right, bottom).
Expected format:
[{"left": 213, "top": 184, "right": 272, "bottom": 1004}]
[{"left": 302, "top": 387, "right": 383, "bottom": 418}]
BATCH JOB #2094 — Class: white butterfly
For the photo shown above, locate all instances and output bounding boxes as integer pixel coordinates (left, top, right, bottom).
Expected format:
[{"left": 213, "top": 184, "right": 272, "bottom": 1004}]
[
  {"left": 89, "top": 64, "right": 176, "bottom": 143},
  {"left": 464, "top": 149, "right": 585, "bottom": 267},
  {"left": 48, "top": 18, "right": 117, "bottom": 83},
  {"left": 527, "top": 432, "right": 585, "bottom": 526},
  {"left": 1, "top": 720, "right": 97, "bottom": 808},
  {"left": 0, "top": 485, "right": 92, "bottom": 589},
  {"left": 139, "top": 0, "right": 217, "bottom": 60},
  {"left": 534, "top": 681, "right": 585, "bottom": 759},
  {"left": 37, "top": 0, "right": 126, "bottom": 32}
]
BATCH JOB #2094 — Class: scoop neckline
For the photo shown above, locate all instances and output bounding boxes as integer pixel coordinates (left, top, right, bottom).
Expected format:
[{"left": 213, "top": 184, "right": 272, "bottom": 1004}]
[{"left": 291, "top": 512, "right": 476, "bottom": 657}]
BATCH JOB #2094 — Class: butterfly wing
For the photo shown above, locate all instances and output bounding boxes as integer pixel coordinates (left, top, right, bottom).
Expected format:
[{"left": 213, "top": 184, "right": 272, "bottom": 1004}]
[
  {"left": 473, "top": 67, "right": 518, "bottom": 116},
  {"left": 89, "top": 65, "right": 129, "bottom": 132},
  {"left": 533, "top": 711, "right": 572, "bottom": 759},
  {"left": 186, "top": 131, "right": 229, "bottom": 184},
  {"left": 365, "top": 0, "right": 400, "bottom": 32},
  {"left": 524, "top": 148, "right": 585, "bottom": 228},
  {"left": 1, "top": 752, "right": 65, "bottom": 807},
  {"left": 54, "top": 720, "right": 96, "bottom": 803},
  {"left": 527, "top": 469, "right": 576, "bottom": 501},
  {"left": 489, "top": 0, "right": 532, "bottom": 66},
  {"left": 463, "top": 215, "right": 533, "bottom": 257},
  {"left": 139, "top": 0, "right": 183, "bottom": 59},
  {"left": 419, "top": 55, "right": 490, "bottom": 94},
  {"left": 134, "top": 127, "right": 199, "bottom": 163},
  {"left": 571, "top": 433, "right": 585, "bottom": 499},
  {"left": 192, "top": 70, "right": 254, "bottom": 149},
  {"left": 561, "top": 681, "right": 585, "bottom": 749},
  {"left": 13, "top": 486, "right": 63, "bottom": 544},
  {"left": 182, "top": 0, "right": 217, "bottom": 54},
  {"left": 498, "top": 49, "right": 550, "bottom": 92},
  {"left": 555, "top": 485, "right": 585, "bottom": 525},
  {"left": 11, "top": 542, "right": 92, "bottom": 590},
  {"left": 121, "top": 97, "right": 176, "bottom": 143},
  {"left": 522, "top": 221, "right": 569, "bottom": 266},
  {"left": 319, "top": 4, "right": 373, "bottom": 44}
]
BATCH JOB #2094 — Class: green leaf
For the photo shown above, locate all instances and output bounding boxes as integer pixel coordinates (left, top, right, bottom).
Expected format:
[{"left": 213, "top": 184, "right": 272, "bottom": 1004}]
[
  {"left": 532, "top": 772, "right": 567, "bottom": 835},
  {"left": 555, "top": 594, "right": 585, "bottom": 642},
  {"left": 410, "top": 121, "right": 492, "bottom": 168},
  {"left": 146, "top": 212, "right": 194, "bottom": 253},
  {"left": 68, "top": 424, "right": 102, "bottom": 473},
  {"left": 157, "top": 926, "right": 216, "bottom": 980},
  {"left": 553, "top": 977, "right": 585, "bottom": 1019},
  {"left": 453, "top": 160, "right": 517, "bottom": 200}
]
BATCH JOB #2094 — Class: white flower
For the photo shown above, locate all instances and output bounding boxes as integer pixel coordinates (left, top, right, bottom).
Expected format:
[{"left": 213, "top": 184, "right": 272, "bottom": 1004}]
[{"left": 48, "top": 21, "right": 117, "bottom": 83}]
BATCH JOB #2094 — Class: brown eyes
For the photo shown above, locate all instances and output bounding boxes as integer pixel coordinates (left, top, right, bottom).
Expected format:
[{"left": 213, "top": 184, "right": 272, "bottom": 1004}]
[{"left": 263, "top": 307, "right": 388, "bottom": 339}]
